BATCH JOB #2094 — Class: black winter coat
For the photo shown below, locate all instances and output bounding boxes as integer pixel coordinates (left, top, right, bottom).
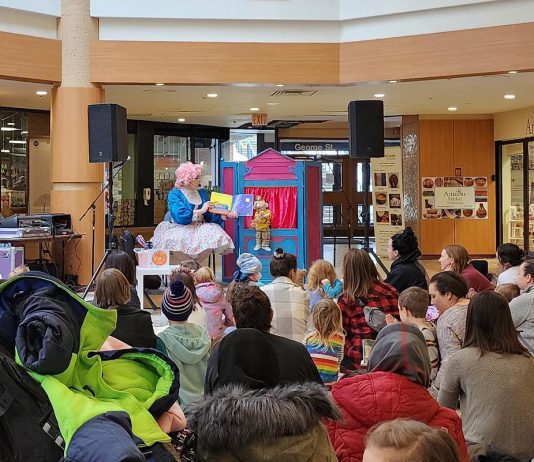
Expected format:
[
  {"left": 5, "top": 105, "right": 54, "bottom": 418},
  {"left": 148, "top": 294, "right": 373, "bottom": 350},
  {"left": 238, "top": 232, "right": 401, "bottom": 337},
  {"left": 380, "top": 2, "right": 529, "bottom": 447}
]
[
  {"left": 112, "top": 302, "right": 156, "bottom": 349},
  {"left": 385, "top": 249, "right": 428, "bottom": 294}
]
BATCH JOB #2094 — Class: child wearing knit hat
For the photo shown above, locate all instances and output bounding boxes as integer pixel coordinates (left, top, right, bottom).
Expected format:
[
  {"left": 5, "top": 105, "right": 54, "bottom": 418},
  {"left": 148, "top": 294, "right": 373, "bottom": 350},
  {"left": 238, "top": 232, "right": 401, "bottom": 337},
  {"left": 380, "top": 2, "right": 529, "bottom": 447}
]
[
  {"left": 157, "top": 280, "right": 211, "bottom": 405},
  {"left": 226, "top": 253, "right": 264, "bottom": 303}
]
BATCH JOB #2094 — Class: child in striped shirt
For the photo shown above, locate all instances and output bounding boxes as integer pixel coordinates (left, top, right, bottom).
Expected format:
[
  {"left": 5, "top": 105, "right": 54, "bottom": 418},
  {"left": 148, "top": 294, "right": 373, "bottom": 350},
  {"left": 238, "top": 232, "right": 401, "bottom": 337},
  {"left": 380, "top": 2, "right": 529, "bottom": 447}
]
[
  {"left": 388, "top": 287, "right": 440, "bottom": 384},
  {"left": 304, "top": 299, "right": 345, "bottom": 385}
]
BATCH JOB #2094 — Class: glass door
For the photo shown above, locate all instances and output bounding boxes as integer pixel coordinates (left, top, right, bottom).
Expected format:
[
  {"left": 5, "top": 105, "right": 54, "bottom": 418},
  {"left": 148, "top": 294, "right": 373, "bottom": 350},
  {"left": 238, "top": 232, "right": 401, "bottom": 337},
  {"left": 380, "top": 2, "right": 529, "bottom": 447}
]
[
  {"left": 529, "top": 141, "right": 534, "bottom": 254},
  {"left": 501, "top": 142, "right": 525, "bottom": 248}
]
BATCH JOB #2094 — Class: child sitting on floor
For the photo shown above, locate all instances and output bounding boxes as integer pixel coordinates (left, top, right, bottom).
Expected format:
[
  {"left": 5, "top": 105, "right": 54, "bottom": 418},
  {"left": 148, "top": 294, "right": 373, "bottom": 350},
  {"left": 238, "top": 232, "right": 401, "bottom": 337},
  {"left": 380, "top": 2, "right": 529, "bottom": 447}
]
[
  {"left": 194, "top": 267, "right": 235, "bottom": 340},
  {"left": 494, "top": 283, "right": 520, "bottom": 303},
  {"left": 307, "top": 259, "right": 343, "bottom": 309},
  {"left": 303, "top": 299, "right": 345, "bottom": 385},
  {"left": 386, "top": 286, "right": 439, "bottom": 384},
  {"left": 226, "top": 253, "right": 263, "bottom": 302},
  {"left": 157, "top": 280, "right": 211, "bottom": 405}
]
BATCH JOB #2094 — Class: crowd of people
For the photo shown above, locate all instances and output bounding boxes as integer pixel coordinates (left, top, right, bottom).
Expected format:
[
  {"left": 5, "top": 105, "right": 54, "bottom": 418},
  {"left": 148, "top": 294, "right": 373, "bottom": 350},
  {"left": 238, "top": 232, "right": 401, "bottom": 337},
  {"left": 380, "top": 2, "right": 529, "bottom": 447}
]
[{"left": 4, "top": 228, "right": 534, "bottom": 461}]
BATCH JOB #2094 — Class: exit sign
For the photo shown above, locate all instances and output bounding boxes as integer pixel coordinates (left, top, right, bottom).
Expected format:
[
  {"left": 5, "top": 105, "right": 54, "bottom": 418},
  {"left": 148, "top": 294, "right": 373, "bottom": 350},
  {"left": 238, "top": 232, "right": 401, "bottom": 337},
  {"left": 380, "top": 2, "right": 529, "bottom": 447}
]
[{"left": 252, "top": 113, "right": 268, "bottom": 126}]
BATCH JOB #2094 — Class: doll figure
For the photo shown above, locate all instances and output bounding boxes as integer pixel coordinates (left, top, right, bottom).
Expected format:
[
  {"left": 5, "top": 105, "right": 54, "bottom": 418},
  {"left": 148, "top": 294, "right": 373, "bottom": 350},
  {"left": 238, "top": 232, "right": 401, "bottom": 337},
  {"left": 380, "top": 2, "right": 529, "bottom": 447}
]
[{"left": 252, "top": 196, "right": 271, "bottom": 251}]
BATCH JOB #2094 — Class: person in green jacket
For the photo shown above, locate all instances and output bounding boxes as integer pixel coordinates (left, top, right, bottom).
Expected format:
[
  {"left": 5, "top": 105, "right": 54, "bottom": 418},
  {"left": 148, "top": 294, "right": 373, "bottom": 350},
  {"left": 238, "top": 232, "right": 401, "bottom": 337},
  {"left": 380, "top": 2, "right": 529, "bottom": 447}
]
[{"left": 158, "top": 280, "right": 211, "bottom": 405}]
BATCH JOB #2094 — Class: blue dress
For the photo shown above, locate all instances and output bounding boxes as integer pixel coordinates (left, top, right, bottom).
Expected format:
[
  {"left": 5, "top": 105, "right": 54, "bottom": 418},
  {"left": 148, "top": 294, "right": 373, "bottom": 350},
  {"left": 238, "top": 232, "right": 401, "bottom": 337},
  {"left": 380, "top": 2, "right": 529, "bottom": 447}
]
[{"left": 151, "top": 188, "right": 234, "bottom": 259}]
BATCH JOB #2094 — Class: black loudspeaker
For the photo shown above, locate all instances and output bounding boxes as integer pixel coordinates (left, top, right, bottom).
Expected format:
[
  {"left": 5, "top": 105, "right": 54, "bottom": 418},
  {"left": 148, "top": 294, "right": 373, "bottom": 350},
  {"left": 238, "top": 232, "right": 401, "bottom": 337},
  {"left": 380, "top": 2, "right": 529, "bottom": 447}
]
[
  {"left": 88, "top": 104, "right": 128, "bottom": 163},
  {"left": 348, "top": 100, "right": 384, "bottom": 158}
]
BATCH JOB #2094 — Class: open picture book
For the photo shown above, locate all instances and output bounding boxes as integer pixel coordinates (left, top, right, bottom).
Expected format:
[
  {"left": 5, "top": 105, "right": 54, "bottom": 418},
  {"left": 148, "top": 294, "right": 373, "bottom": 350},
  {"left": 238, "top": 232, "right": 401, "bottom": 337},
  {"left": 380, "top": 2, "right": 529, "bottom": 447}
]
[{"left": 209, "top": 192, "right": 254, "bottom": 216}]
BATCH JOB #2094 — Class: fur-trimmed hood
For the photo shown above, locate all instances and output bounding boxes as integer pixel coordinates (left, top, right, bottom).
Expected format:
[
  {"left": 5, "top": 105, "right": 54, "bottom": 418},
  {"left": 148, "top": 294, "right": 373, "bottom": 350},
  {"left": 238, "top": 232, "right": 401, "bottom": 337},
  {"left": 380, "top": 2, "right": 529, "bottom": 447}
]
[{"left": 185, "top": 382, "right": 339, "bottom": 451}]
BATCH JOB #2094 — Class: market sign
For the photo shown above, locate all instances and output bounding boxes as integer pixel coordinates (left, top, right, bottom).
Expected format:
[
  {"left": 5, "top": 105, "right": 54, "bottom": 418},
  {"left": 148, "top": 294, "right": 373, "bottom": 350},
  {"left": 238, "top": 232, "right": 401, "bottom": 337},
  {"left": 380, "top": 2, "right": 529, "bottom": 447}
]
[{"left": 434, "top": 187, "right": 475, "bottom": 209}]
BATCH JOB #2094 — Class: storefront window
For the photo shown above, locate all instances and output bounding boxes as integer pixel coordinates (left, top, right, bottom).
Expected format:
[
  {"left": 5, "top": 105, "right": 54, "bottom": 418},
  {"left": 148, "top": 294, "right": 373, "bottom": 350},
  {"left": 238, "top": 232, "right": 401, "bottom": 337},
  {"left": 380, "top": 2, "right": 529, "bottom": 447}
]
[
  {"left": 322, "top": 162, "right": 342, "bottom": 192},
  {"left": 0, "top": 110, "right": 28, "bottom": 216},
  {"left": 153, "top": 135, "right": 189, "bottom": 224},
  {"left": 501, "top": 143, "right": 525, "bottom": 248}
]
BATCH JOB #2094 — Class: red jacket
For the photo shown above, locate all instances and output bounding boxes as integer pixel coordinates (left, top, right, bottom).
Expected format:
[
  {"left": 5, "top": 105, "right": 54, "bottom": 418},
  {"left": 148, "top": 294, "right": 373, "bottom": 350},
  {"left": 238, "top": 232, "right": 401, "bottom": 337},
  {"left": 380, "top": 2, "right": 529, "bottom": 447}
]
[{"left": 325, "top": 371, "right": 469, "bottom": 462}]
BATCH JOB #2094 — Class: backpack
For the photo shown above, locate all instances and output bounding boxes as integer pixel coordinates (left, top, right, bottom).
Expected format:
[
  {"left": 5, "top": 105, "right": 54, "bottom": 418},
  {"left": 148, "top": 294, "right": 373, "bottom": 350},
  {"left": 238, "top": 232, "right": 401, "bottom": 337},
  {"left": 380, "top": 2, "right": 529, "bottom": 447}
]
[{"left": 0, "top": 343, "right": 64, "bottom": 462}]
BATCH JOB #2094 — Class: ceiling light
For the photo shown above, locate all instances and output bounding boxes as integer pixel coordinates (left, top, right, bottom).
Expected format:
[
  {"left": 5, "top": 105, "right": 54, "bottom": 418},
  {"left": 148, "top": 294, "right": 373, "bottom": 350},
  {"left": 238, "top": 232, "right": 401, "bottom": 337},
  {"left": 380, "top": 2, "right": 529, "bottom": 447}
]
[
  {"left": 508, "top": 71, "right": 518, "bottom": 74},
  {"left": 448, "top": 106, "right": 458, "bottom": 112},
  {"left": 275, "top": 84, "right": 285, "bottom": 87},
  {"left": 373, "top": 93, "right": 385, "bottom": 98},
  {"left": 21, "top": 130, "right": 28, "bottom": 135},
  {"left": 155, "top": 83, "right": 165, "bottom": 86},
  {"left": 178, "top": 118, "right": 186, "bottom": 122},
  {"left": 35, "top": 90, "right": 48, "bottom": 96},
  {"left": 250, "top": 107, "right": 260, "bottom": 111},
  {"left": 504, "top": 94, "right": 516, "bottom": 100},
  {"left": 1, "top": 127, "right": 18, "bottom": 132},
  {"left": 7, "top": 122, "right": 15, "bottom": 126},
  {"left": 267, "top": 102, "right": 279, "bottom": 106},
  {"left": 1, "top": 149, "right": 9, "bottom": 153},
  {"left": 388, "top": 80, "right": 398, "bottom": 84},
  {"left": 8, "top": 140, "right": 26, "bottom": 144},
  {"left": 207, "top": 93, "right": 218, "bottom": 98}
]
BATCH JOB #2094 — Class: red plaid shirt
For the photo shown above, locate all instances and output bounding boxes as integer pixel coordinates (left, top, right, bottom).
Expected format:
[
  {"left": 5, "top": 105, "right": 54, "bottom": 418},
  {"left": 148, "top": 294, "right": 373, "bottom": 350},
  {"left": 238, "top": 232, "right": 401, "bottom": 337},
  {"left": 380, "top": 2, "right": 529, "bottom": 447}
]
[{"left": 338, "top": 280, "right": 399, "bottom": 368}]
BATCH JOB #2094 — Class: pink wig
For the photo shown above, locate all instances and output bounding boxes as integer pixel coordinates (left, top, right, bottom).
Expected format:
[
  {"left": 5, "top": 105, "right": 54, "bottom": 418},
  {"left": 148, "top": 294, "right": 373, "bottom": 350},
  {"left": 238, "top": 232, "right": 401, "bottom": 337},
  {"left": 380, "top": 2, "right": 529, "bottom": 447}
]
[{"left": 175, "top": 162, "right": 203, "bottom": 188}]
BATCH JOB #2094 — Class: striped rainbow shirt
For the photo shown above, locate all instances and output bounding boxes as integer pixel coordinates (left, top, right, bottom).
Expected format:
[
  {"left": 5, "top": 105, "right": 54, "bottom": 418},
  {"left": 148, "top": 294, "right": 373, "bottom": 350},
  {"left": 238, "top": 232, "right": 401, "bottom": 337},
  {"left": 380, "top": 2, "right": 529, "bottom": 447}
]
[{"left": 304, "top": 331, "right": 345, "bottom": 384}]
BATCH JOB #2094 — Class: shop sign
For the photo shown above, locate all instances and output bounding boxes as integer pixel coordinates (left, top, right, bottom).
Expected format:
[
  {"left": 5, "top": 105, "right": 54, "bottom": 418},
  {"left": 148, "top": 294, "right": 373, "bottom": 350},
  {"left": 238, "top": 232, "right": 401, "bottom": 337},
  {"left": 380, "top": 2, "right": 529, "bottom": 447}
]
[
  {"left": 279, "top": 141, "right": 349, "bottom": 152},
  {"left": 435, "top": 187, "right": 475, "bottom": 209}
]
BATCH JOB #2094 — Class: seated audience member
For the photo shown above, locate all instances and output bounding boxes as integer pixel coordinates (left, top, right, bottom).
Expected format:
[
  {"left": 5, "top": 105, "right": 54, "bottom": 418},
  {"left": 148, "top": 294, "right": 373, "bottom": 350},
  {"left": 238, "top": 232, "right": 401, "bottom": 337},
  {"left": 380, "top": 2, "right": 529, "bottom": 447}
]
[
  {"left": 496, "top": 243, "right": 524, "bottom": 286},
  {"left": 226, "top": 252, "right": 263, "bottom": 302},
  {"left": 438, "top": 292, "right": 534, "bottom": 460},
  {"left": 194, "top": 266, "right": 235, "bottom": 340},
  {"left": 494, "top": 283, "right": 520, "bottom": 303},
  {"left": 509, "top": 259, "right": 534, "bottom": 354},
  {"left": 388, "top": 287, "right": 439, "bottom": 384},
  {"left": 439, "top": 245, "right": 493, "bottom": 293},
  {"left": 261, "top": 248, "right": 309, "bottom": 342},
  {"left": 8, "top": 264, "right": 30, "bottom": 278},
  {"left": 304, "top": 299, "right": 345, "bottom": 385},
  {"left": 428, "top": 271, "right": 469, "bottom": 397},
  {"left": 307, "top": 259, "right": 343, "bottom": 309},
  {"left": 363, "top": 419, "right": 462, "bottom": 462},
  {"left": 205, "top": 284, "right": 321, "bottom": 393},
  {"left": 325, "top": 323, "right": 469, "bottom": 462},
  {"left": 385, "top": 227, "right": 428, "bottom": 293},
  {"left": 166, "top": 266, "right": 207, "bottom": 328},
  {"left": 95, "top": 268, "right": 156, "bottom": 348},
  {"left": 186, "top": 328, "right": 338, "bottom": 462},
  {"left": 338, "top": 249, "right": 398, "bottom": 369},
  {"left": 157, "top": 280, "right": 211, "bottom": 405},
  {"left": 104, "top": 250, "right": 161, "bottom": 302}
]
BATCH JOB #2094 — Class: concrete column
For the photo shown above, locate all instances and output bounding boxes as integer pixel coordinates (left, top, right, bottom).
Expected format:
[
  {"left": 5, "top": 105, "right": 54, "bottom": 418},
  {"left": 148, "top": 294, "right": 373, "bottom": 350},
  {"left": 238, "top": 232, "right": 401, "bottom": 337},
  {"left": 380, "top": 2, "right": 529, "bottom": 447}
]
[{"left": 51, "top": 0, "right": 104, "bottom": 284}]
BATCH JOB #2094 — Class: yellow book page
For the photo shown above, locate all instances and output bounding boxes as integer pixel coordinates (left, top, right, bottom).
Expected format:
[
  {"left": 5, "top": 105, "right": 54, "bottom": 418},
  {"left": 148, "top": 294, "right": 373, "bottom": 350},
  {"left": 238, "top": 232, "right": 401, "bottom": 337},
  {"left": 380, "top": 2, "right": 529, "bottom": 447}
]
[{"left": 209, "top": 192, "right": 233, "bottom": 215}]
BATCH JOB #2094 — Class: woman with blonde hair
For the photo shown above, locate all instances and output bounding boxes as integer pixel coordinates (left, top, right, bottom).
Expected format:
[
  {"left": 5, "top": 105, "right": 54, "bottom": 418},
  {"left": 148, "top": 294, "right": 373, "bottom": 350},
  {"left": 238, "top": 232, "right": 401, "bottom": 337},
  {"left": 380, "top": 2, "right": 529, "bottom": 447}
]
[
  {"left": 95, "top": 268, "right": 156, "bottom": 348},
  {"left": 439, "top": 244, "right": 493, "bottom": 293},
  {"left": 307, "top": 259, "right": 343, "bottom": 309},
  {"left": 304, "top": 299, "right": 345, "bottom": 384},
  {"left": 338, "top": 249, "right": 398, "bottom": 369}
]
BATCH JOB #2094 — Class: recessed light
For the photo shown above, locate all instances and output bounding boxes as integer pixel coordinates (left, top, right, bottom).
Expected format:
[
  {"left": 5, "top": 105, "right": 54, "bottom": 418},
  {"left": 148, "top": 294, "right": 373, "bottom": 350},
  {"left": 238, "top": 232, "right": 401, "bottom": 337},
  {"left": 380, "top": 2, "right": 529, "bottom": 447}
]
[
  {"left": 7, "top": 122, "right": 14, "bottom": 126},
  {"left": 388, "top": 80, "right": 398, "bottom": 84},
  {"left": 8, "top": 140, "right": 26, "bottom": 144},
  {"left": 155, "top": 83, "right": 165, "bottom": 86},
  {"left": 0, "top": 127, "right": 18, "bottom": 132},
  {"left": 1, "top": 149, "right": 9, "bottom": 153},
  {"left": 267, "top": 102, "right": 279, "bottom": 106},
  {"left": 207, "top": 93, "right": 218, "bottom": 98},
  {"left": 504, "top": 94, "right": 516, "bottom": 100},
  {"left": 374, "top": 93, "right": 385, "bottom": 98},
  {"left": 178, "top": 118, "right": 186, "bottom": 122},
  {"left": 448, "top": 106, "right": 458, "bottom": 112},
  {"left": 35, "top": 90, "right": 48, "bottom": 96},
  {"left": 275, "top": 84, "right": 285, "bottom": 87},
  {"left": 508, "top": 71, "right": 518, "bottom": 74},
  {"left": 250, "top": 107, "right": 260, "bottom": 111}
]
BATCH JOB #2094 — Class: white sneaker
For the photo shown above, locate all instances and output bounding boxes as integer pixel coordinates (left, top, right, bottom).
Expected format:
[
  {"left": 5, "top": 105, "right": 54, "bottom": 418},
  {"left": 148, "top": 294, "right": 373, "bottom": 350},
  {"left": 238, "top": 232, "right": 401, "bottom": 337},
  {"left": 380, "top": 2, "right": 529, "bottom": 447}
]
[
  {"left": 254, "top": 244, "right": 261, "bottom": 250},
  {"left": 262, "top": 245, "right": 271, "bottom": 251}
]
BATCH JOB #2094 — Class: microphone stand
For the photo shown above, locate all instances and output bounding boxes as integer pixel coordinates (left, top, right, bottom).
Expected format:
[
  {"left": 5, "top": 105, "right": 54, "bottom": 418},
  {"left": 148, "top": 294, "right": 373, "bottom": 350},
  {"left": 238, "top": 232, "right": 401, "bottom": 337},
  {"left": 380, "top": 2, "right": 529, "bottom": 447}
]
[{"left": 80, "top": 159, "right": 128, "bottom": 298}]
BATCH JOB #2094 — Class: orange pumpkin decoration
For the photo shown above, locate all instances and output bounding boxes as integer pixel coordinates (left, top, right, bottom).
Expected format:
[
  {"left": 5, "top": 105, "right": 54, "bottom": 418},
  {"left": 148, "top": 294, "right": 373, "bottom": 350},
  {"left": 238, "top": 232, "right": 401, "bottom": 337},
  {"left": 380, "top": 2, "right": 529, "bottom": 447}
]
[{"left": 151, "top": 250, "right": 168, "bottom": 266}]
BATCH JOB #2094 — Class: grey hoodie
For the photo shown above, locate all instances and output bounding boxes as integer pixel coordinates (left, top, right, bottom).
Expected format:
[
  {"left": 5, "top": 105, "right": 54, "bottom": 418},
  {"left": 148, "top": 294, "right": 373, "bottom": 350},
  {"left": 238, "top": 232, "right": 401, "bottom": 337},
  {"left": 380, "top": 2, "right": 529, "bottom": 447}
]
[{"left": 158, "top": 323, "right": 211, "bottom": 405}]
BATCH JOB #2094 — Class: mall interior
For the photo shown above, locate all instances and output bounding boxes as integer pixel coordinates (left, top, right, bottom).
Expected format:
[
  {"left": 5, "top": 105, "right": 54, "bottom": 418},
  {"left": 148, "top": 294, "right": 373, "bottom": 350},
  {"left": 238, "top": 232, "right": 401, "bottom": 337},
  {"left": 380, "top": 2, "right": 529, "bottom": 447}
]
[
  {"left": 2, "top": 1, "right": 534, "bottom": 461},
  {"left": 0, "top": 0, "right": 532, "bottom": 285}
]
